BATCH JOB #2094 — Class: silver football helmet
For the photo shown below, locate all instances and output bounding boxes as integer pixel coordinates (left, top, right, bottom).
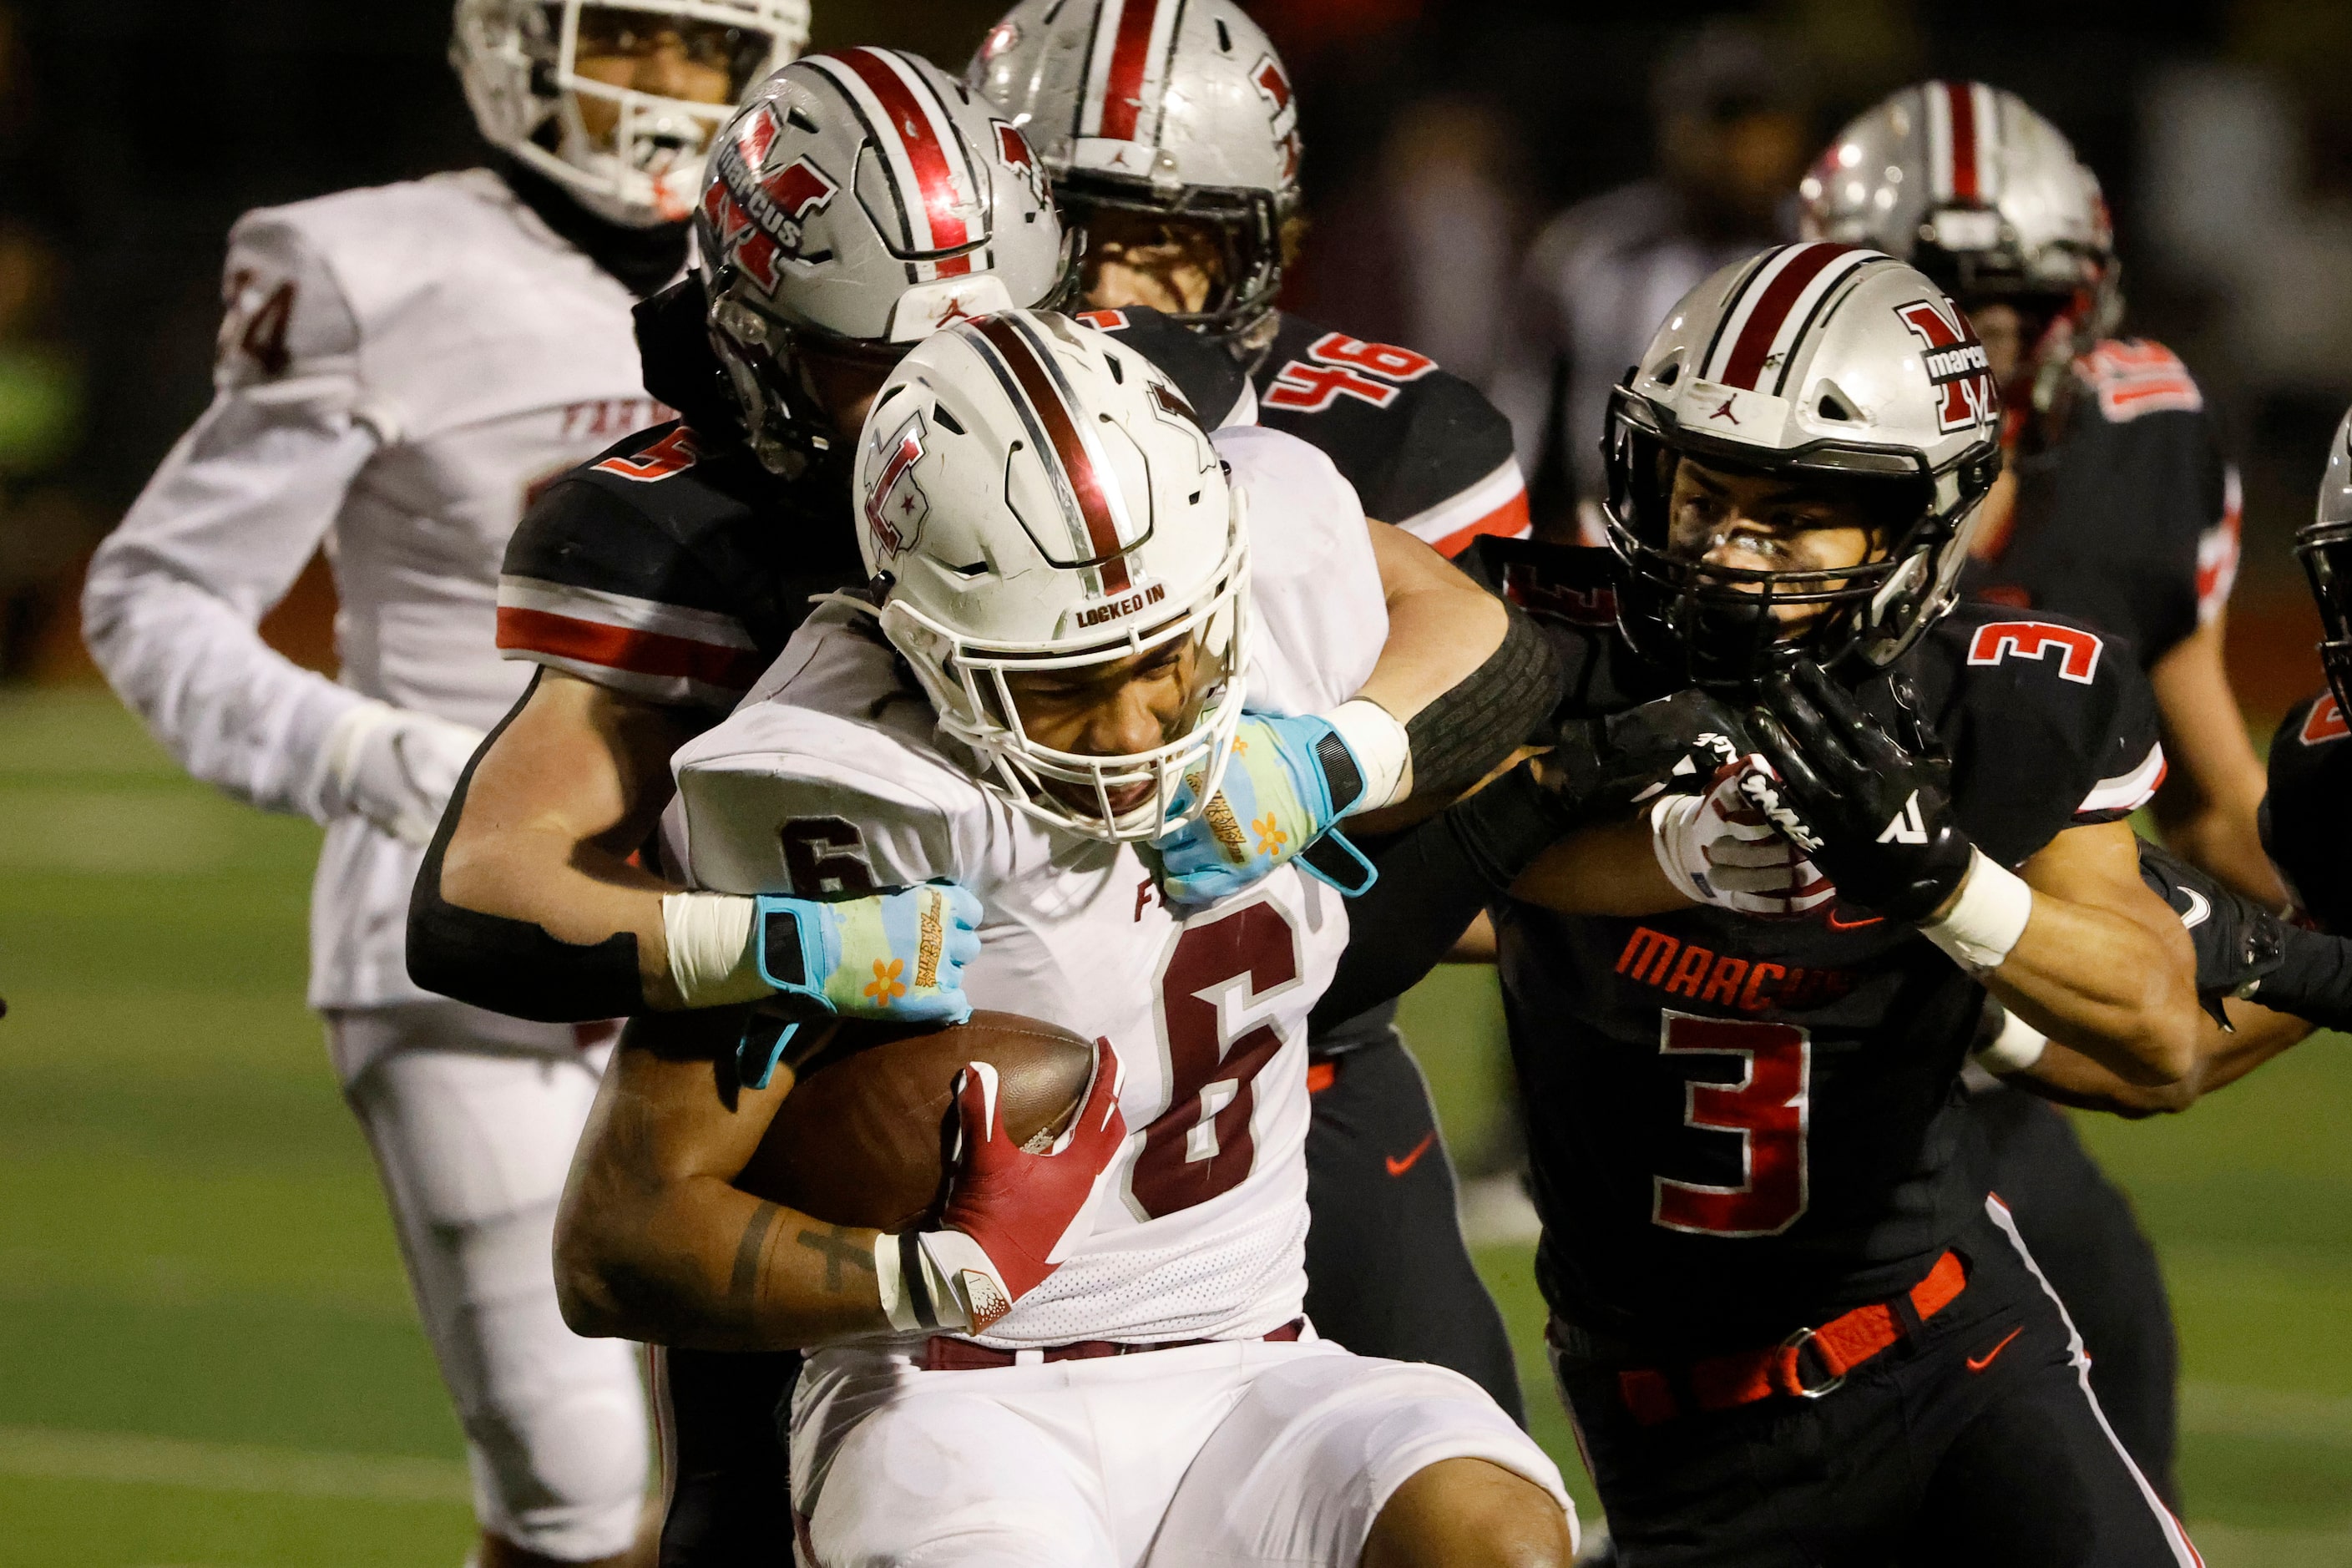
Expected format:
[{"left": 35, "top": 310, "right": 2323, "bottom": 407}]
[
  {"left": 1798, "top": 81, "right": 2117, "bottom": 413},
  {"left": 2299, "top": 403, "right": 2352, "bottom": 719},
  {"left": 453, "top": 0, "right": 807, "bottom": 227},
  {"left": 967, "top": 0, "right": 1302, "bottom": 346},
  {"left": 1605, "top": 242, "right": 2005, "bottom": 687},
  {"left": 694, "top": 48, "right": 1075, "bottom": 476}
]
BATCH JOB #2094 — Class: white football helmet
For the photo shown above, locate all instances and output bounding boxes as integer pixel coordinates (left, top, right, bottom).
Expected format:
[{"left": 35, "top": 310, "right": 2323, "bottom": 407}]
[
  {"left": 967, "top": 0, "right": 1302, "bottom": 344},
  {"left": 453, "top": 0, "right": 807, "bottom": 227},
  {"left": 854, "top": 310, "right": 1248, "bottom": 842},
  {"left": 1605, "top": 242, "right": 2005, "bottom": 687},
  {"left": 696, "top": 48, "right": 1075, "bottom": 475},
  {"left": 1798, "top": 81, "right": 2118, "bottom": 412}
]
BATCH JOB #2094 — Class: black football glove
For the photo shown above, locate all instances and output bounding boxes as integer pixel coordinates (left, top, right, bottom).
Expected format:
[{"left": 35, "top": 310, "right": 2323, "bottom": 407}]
[
  {"left": 1541, "top": 687, "right": 1761, "bottom": 815},
  {"left": 2135, "top": 838, "right": 2284, "bottom": 1027},
  {"left": 1747, "top": 660, "right": 1975, "bottom": 923},
  {"left": 1429, "top": 687, "right": 1762, "bottom": 893}
]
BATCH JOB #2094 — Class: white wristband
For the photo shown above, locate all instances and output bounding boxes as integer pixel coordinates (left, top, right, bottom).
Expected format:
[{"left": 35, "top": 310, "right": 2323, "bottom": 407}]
[
  {"left": 1973, "top": 1008, "right": 2050, "bottom": 1075},
  {"left": 873, "top": 1231, "right": 919, "bottom": 1333},
  {"left": 659, "top": 892, "right": 772, "bottom": 1008},
  {"left": 1920, "top": 849, "right": 2035, "bottom": 974},
  {"left": 1326, "top": 698, "right": 1412, "bottom": 814},
  {"left": 873, "top": 1231, "right": 997, "bottom": 1335}
]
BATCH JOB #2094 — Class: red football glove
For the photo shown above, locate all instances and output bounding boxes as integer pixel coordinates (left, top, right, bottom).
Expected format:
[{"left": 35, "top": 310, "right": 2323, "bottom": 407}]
[{"left": 882, "top": 1038, "right": 1127, "bottom": 1335}]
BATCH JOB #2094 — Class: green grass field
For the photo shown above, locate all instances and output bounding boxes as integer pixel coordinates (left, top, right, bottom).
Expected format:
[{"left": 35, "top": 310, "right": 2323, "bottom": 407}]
[{"left": 4, "top": 686, "right": 2349, "bottom": 1565}]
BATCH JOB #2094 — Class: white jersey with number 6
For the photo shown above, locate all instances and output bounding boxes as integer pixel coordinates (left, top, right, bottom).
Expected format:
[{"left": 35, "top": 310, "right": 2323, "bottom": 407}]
[{"left": 672, "top": 424, "right": 1387, "bottom": 1348}]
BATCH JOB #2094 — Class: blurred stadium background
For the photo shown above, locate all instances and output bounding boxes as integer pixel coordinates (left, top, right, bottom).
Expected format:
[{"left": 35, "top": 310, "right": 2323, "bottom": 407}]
[{"left": 3, "top": 0, "right": 2350, "bottom": 1562}]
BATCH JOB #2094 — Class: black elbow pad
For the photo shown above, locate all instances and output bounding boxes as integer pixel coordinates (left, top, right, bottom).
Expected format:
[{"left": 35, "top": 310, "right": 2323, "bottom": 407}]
[
  {"left": 1403, "top": 598, "right": 1566, "bottom": 800},
  {"left": 404, "top": 676, "right": 650, "bottom": 1024}
]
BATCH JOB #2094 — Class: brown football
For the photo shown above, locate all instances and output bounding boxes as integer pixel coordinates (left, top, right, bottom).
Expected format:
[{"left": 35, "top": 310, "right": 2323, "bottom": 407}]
[{"left": 733, "top": 1009, "right": 1097, "bottom": 1231}]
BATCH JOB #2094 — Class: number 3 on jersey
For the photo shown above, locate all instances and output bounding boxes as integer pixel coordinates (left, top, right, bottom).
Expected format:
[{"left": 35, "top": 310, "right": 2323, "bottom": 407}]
[
  {"left": 1653, "top": 1012, "right": 1811, "bottom": 1237},
  {"left": 1129, "top": 901, "right": 1301, "bottom": 1218}
]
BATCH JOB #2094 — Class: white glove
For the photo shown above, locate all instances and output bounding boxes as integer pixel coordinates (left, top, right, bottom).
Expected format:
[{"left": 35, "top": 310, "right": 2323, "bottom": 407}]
[
  {"left": 316, "top": 701, "right": 487, "bottom": 846},
  {"left": 1651, "top": 756, "right": 1834, "bottom": 918}
]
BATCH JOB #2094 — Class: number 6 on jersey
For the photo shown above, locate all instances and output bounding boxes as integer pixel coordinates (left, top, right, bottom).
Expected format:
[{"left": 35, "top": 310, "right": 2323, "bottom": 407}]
[{"left": 1128, "top": 902, "right": 1302, "bottom": 1219}]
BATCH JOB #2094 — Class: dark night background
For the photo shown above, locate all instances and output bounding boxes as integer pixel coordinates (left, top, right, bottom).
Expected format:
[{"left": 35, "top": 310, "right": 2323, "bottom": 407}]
[{"left": 6, "top": 0, "right": 2349, "bottom": 708}]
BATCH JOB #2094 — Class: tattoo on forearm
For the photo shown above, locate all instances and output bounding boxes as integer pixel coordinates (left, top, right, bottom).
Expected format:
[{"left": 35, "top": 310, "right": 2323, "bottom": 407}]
[
  {"left": 797, "top": 1223, "right": 875, "bottom": 1292},
  {"left": 731, "top": 1201, "right": 781, "bottom": 1303}
]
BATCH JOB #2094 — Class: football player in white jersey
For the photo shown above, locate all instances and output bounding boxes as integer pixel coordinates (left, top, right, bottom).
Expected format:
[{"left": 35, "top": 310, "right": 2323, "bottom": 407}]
[
  {"left": 79, "top": 4, "right": 806, "bottom": 1563},
  {"left": 554, "top": 309, "right": 1576, "bottom": 1567}
]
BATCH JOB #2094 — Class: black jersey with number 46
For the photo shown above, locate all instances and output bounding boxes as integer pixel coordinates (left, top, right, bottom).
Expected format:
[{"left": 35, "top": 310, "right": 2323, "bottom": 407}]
[
  {"left": 1464, "top": 539, "right": 2166, "bottom": 1350},
  {"left": 1076, "top": 307, "right": 1529, "bottom": 559}
]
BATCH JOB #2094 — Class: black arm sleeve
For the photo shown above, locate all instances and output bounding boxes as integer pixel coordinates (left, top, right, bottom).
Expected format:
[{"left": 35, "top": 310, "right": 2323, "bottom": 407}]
[
  {"left": 1403, "top": 596, "right": 1567, "bottom": 798},
  {"left": 1312, "top": 764, "right": 1581, "bottom": 1031},
  {"left": 406, "top": 670, "right": 651, "bottom": 1023}
]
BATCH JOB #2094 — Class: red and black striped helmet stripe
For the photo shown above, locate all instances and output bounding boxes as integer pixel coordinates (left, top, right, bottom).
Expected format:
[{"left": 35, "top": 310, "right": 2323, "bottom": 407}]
[
  {"left": 803, "top": 48, "right": 980, "bottom": 276},
  {"left": 1925, "top": 79, "right": 1998, "bottom": 205},
  {"left": 1697, "top": 242, "right": 1882, "bottom": 395},
  {"left": 962, "top": 315, "right": 1139, "bottom": 594},
  {"left": 1079, "top": 0, "right": 1185, "bottom": 145}
]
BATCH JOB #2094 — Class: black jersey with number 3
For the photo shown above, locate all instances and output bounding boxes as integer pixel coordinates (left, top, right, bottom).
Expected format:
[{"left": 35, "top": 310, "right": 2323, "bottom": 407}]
[{"left": 1464, "top": 539, "right": 2166, "bottom": 1349}]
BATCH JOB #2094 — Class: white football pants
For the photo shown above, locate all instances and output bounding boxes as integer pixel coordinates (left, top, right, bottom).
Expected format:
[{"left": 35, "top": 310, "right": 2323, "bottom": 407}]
[
  {"left": 791, "top": 1332, "right": 1572, "bottom": 1567},
  {"left": 330, "top": 1003, "right": 649, "bottom": 1561}
]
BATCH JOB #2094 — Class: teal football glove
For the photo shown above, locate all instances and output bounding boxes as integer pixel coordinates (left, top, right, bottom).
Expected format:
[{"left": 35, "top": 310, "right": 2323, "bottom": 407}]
[
  {"left": 756, "top": 879, "right": 981, "bottom": 1021},
  {"left": 735, "top": 881, "right": 983, "bottom": 1088},
  {"left": 1153, "top": 711, "right": 1379, "bottom": 906}
]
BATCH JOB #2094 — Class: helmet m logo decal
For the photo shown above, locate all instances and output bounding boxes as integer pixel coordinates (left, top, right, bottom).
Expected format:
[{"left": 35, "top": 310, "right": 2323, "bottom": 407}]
[
  {"left": 707, "top": 108, "right": 842, "bottom": 292},
  {"left": 993, "top": 120, "right": 1050, "bottom": 207},
  {"left": 1894, "top": 297, "right": 1996, "bottom": 433},
  {"left": 863, "top": 413, "right": 929, "bottom": 559}
]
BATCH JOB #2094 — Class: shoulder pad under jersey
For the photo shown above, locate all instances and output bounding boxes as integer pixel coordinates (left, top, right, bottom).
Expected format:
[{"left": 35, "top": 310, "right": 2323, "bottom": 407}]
[
  {"left": 1252, "top": 313, "right": 1526, "bottom": 556},
  {"left": 1894, "top": 603, "right": 2166, "bottom": 867},
  {"left": 498, "top": 421, "right": 861, "bottom": 709},
  {"left": 2074, "top": 338, "right": 2203, "bottom": 424}
]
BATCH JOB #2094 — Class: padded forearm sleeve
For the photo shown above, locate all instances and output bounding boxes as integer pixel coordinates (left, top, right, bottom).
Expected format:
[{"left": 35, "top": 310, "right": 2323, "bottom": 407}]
[
  {"left": 405, "top": 680, "right": 649, "bottom": 1023},
  {"left": 1311, "top": 765, "right": 1577, "bottom": 1030},
  {"left": 1403, "top": 597, "right": 1565, "bottom": 801}
]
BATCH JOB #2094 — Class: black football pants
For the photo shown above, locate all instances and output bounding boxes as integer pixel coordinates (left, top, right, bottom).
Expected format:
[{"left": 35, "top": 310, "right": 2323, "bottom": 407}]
[
  {"left": 654, "top": 1029, "right": 1522, "bottom": 1564},
  {"left": 652, "top": 1344, "right": 797, "bottom": 1568},
  {"left": 1302, "top": 1030, "right": 1527, "bottom": 1424},
  {"left": 1554, "top": 1202, "right": 2198, "bottom": 1568},
  {"left": 1966, "top": 1080, "right": 2180, "bottom": 1505}
]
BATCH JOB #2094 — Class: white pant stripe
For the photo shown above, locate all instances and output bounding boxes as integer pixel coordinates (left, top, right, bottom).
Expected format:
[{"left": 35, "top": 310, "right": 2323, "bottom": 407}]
[{"left": 1983, "top": 1193, "right": 2204, "bottom": 1568}]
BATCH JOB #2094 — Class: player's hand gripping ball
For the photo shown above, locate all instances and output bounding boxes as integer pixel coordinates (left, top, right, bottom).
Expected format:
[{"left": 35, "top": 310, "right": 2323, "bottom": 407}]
[
  {"left": 931, "top": 1037, "right": 1129, "bottom": 1331},
  {"left": 1153, "top": 711, "right": 1368, "bottom": 905},
  {"left": 755, "top": 881, "right": 981, "bottom": 1024}
]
